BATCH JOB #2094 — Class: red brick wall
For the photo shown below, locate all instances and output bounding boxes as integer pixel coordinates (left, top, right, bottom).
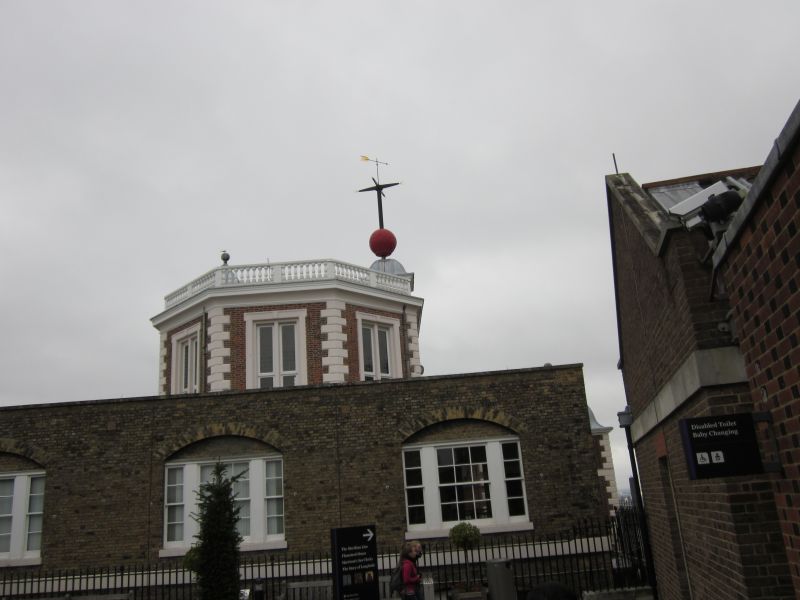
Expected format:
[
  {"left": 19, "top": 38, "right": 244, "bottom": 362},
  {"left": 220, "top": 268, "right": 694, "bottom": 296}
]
[
  {"left": 225, "top": 303, "right": 325, "bottom": 389},
  {"left": 609, "top": 196, "right": 733, "bottom": 420},
  {"left": 609, "top": 176, "right": 795, "bottom": 599},
  {"left": 718, "top": 136, "right": 800, "bottom": 595},
  {"left": 342, "top": 304, "right": 408, "bottom": 383},
  {"left": 634, "top": 386, "right": 792, "bottom": 599}
]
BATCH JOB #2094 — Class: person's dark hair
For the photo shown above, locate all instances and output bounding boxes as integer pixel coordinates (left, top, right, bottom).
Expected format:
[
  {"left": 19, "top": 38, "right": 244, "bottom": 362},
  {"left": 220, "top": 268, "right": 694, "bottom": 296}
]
[{"left": 526, "top": 582, "right": 578, "bottom": 600}]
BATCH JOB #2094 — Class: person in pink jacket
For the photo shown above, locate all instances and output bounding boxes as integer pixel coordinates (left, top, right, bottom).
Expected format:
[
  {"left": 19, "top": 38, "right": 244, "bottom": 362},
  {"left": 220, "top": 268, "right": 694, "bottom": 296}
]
[{"left": 400, "top": 542, "right": 421, "bottom": 599}]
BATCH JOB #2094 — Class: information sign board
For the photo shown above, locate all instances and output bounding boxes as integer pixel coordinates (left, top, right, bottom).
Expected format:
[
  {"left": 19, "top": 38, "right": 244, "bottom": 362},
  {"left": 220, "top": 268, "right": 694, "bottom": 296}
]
[
  {"left": 679, "top": 413, "right": 763, "bottom": 479},
  {"left": 330, "top": 525, "right": 379, "bottom": 600}
]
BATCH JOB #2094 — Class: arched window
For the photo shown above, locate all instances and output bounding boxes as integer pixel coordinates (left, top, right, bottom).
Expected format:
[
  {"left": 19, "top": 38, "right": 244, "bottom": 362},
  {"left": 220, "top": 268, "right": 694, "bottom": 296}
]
[
  {"left": 161, "top": 437, "right": 285, "bottom": 556},
  {"left": 401, "top": 421, "right": 532, "bottom": 538},
  {"left": 1, "top": 453, "right": 45, "bottom": 566}
]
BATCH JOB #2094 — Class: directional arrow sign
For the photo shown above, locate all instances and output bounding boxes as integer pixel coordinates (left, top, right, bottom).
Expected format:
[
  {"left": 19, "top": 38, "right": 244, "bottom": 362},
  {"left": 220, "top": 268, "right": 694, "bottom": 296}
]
[{"left": 362, "top": 529, "right": 374, "bottom": 543}]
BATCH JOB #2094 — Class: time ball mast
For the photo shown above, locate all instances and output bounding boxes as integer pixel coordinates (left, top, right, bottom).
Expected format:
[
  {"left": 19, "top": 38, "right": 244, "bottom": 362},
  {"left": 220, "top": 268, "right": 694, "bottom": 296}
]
[{"left": 358, "top": 155, "right": 400, "bottom": 259}]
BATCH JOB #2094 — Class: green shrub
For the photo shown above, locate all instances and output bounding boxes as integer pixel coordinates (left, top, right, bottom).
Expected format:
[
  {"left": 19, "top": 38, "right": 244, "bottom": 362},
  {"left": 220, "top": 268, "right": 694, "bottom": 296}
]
[{"left": 449, "top": 522, "right": 481, "bottom": 550}]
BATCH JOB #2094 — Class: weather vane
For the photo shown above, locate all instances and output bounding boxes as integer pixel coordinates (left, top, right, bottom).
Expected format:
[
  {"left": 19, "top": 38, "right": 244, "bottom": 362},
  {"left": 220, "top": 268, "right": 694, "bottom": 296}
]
[{"left": 359, "top": 155, "right": 400, "bottom": 229}]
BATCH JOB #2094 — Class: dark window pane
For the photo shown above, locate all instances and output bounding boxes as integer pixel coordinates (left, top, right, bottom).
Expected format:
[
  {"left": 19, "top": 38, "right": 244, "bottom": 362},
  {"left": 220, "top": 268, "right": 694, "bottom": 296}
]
[
  {"left": 409, "top": 506, "right": 426, "bottom": 524},
  {"left": 182, "top": 344, "right": 189, "bottom": 388},
  {"left": 378, "top": 328, "right": 390, "bottom": 375},
  {"left": 405, "top": 469, "right": 422, "bottom": 486},
  {"left": 472, "top": 464, "right": 488, "bottom": 481},
  {"left": 192, "top": 339, "right": 199, "bottom": 387},
  {"left": 283, "top": 375, "right": 295, "bottom": 387},
  {"left": 502, "top": 443, "right": 519, "bottom": 460},
  {"left": 259, "top": 377, "right": 274, "bottom": 389},
  {"left": 506, "top": 480, "right": 523, "bottom": 497},
  {"left": 438, "top": 466, "right": 455, "bottom": 484},
  {"left": 441, "top": 503, "right": 459, "bottom": 522},
  {"left": 454, "top": 447, "right": 470, "bottom": 464},
  {"left": 470, "top": 446, "right": 486, "bottom": 462},
  {"left": 362, "top": 327, "right": 373, "bottom": 373},
  {"left": 504, "top": 460, "right": 521, "bottom": 478},
  {"left": 259, "top": 326, "right": 273, "bottom": 374},
  {"left": 439, "top": 486, "right": 457, "bottom": 503},
  {"left": 406, "top": 488, "right": 424, "bottom": 505},
  {"left": 508, "top": 498, "right": 525, "bottom": 516},
  {"left": 458, "top": 502, "right": 475, "bottom": 520},
  {"left": 281, "top": 324, "right": 296, "bottom": 371},
  {"left": 404, "top": 450, "right": 421, "bottom": 468},
  {"left": 455, "top": 465, "right": 472, "bottom": 482},
  {"left": 456, "top": 485, "right": 473, "bottom": 501},
  {"left": 476, "top": 500, "right": 493, "bottom": 518},
  {"left": 437, "top": 448, "right": 453, "bottom": 466},
  {"left": 475, "top": 484, "right": 491, "bottom": 500}
]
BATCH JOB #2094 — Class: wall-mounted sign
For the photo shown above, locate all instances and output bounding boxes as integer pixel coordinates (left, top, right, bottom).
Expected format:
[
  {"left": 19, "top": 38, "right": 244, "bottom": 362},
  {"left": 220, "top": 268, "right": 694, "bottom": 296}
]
[
  {"left": 679, "top": 413, "right": 763, "bottom": 480},
  {"left": 330, "top": 525, "right": 379, "bottom": 600}
]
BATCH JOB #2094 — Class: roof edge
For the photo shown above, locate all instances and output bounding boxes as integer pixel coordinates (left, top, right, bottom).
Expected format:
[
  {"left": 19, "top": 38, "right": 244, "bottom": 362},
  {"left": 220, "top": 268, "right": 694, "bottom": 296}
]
[
  {"left": 605, "top": 173, "right": 668, "bottom": 256},
  {"left": 642, "top": 165, "right": 761, "bottom": 190},
  {"left": 713, "top": 98, "right": 800, "bottom": 269},
  {"left": 0, "top": 364, "right": 586, "bottom": 412}
]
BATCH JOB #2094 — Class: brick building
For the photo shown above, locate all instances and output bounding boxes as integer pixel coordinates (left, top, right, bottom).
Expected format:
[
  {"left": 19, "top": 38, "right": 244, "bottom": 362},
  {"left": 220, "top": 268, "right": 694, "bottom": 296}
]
[
  {"left": 606, "top": 98, "right": 800, "bottom": 599},
  {"left": 152, "top": 256, "right": 424, "bottom": 394},
  {"left": 589, "top": 408, "right": 619, "bottom": 514},
  {"left": 1, "top": 245, "right": 615, "bottom": 570}
]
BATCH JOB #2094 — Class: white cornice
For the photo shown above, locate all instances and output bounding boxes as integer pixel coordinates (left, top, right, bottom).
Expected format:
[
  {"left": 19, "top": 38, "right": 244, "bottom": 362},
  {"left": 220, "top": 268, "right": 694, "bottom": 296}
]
[{"left": 151, "top": 280, "right": 424, "bottom": 331}]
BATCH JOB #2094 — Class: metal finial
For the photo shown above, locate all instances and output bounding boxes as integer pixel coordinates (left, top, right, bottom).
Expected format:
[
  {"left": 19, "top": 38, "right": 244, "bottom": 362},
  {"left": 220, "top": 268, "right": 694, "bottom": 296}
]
[{"left": 221, "top": 250, "right": 230, "bottom": 265}]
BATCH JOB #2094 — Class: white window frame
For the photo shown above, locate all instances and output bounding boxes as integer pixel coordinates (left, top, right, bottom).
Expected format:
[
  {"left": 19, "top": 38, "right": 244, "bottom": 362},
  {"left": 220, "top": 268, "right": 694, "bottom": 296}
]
[
  {"left": 402, "top": 438, "right": 532, "bottom": 539},
  {"left": 160, "top": 456, "right": 286, "bottom": 557},
  {"left": 245, "top": 309, "right": 308, "bottom": 389},
  {"left": 170, "top": 323, "right": 202, "bottom": 394},
  {"left": 0, "top": 471, "right": 45, "bottom": 567},
  {"left": 356, "top": 312, "right": 403, "bottom": 381}
]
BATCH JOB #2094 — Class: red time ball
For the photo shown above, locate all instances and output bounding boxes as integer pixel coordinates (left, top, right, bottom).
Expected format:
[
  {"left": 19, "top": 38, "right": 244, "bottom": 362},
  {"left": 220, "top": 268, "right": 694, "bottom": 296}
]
[{"left": 369, "top": 228, "right": 397, "bottom": 258}]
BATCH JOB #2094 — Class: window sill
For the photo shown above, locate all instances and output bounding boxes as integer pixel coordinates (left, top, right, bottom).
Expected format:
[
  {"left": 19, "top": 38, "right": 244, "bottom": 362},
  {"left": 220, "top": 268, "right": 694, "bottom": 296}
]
[
  {"left": 241, "top": 540, "right": 288, "bottom": 552},
  {"left": 405, "top": 521, "right": 533, "bottom": 540},
  {"left": 159, "top": 539, "right": 287, "bottom": 558},
  {"left": 0, "top": 556, "right": 42, "bottom": 567}
]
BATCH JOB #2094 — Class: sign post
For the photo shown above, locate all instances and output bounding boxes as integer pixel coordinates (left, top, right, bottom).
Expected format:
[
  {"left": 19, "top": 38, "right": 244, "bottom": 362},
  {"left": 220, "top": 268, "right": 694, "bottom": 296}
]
[
  {"left": 679, "top": 413, "right": 763, "bottom": 479},
  {"left": 330, "top": 525, "right": 379, "bottom": 600}
]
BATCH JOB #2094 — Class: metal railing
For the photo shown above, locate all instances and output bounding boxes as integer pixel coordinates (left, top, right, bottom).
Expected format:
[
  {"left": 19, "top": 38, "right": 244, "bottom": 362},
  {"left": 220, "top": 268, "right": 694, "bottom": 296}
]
[{"left": 1, "top": 510, "right": 650, "bottom": 599}]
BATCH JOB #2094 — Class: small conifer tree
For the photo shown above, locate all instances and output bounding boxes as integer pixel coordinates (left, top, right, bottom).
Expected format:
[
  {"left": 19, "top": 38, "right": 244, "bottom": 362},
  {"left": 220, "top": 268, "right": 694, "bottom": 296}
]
[
  {"left": 188, "top": 462, "right": 243, "bottom": 600},
  {"left": 449, "top": 522, "right": 481, "bottom": 589}
]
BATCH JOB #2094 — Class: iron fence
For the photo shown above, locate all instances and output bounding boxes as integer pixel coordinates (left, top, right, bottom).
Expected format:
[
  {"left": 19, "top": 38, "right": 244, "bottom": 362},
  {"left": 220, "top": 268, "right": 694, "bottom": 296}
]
[{"left": 1, "top": 509, "right": 650, "bottom": 600}]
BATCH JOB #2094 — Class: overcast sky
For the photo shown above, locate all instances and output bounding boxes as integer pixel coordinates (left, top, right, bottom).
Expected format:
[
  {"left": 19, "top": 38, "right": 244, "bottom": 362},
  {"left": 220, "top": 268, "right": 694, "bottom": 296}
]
[{"left": 1, "top": 1, "right": 799, "bottom": 494}]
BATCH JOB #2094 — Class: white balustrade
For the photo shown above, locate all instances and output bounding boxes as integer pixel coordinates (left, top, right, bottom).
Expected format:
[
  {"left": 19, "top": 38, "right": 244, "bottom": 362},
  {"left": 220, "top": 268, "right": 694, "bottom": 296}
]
[{"left": 163, "top": 259, "right": 412, "bottom": 308}]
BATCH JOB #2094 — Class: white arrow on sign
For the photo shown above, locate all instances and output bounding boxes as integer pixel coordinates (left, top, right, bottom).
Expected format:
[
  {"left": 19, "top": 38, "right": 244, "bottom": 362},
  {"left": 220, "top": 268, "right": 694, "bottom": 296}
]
[{"left": 363, "top": 528, "right": 374, "bottom": 542}]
